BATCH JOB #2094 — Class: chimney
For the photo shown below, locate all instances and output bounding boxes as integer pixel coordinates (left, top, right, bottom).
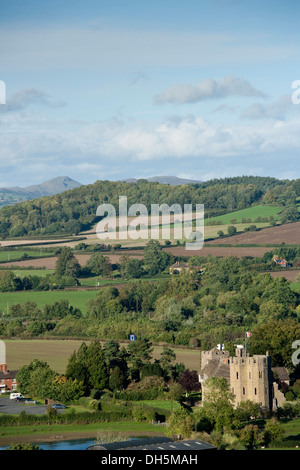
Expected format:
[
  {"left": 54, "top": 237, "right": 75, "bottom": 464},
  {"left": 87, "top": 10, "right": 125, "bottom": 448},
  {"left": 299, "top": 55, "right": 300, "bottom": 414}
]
[
  {"left": 0, "top": 340, "right": 6, "bottom": 365},
  {"left": 0, "top": 363, "right": 8, "bottom": 373}
]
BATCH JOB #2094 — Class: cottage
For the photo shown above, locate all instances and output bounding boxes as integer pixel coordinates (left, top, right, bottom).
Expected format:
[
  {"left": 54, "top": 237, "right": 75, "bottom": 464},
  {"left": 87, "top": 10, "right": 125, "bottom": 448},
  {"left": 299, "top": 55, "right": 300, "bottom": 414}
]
[
  {"left": 169, "top": 261, "right": 189, "bottom": 274},
  {"left": 169, "top": 261, "right": 204, "bottom": 275},
  {"left": 273, "top": 255, "right": 290, "bottom": 268},
  {"left": 0, "top": 363, "right": 18, "bottom": 393}
]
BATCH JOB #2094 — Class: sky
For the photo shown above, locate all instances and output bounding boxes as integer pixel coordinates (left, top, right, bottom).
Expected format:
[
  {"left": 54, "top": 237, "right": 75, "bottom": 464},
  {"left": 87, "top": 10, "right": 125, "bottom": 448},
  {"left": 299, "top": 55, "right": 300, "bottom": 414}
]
[{"left": 1, "top": 0, "right": 300, "bottom": 187}]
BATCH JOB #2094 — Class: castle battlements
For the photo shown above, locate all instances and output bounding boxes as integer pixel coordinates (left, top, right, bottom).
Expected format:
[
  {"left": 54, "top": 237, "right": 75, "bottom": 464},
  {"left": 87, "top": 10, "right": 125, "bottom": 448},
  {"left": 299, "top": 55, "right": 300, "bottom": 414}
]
[{"left": 199, "top": 346, "right": 285, "bottom": 411}]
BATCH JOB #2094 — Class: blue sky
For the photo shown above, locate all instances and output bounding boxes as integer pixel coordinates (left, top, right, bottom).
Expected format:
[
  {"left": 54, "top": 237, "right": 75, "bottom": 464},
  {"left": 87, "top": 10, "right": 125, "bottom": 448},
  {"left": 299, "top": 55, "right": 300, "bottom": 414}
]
[{"left": 1, "top": 0, "right": 300, "bottom": 187}]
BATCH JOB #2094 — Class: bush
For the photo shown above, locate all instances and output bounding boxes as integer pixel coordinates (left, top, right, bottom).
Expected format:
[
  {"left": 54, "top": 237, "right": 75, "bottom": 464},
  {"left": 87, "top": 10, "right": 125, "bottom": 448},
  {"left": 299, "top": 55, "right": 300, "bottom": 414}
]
[
  {"left": 132, "top": 405, "right": 157, "bottom": 423},
  {"left": 6, "top": 443, "right": 40, "bottom": 450},
  {"left": 89, "top": 399, "right": 102, "bottom": 411},
  {"left": 227, "top": 226, "right": 237, "bottom": 236},
  {"left": 0, "top": 409, "right": 131, "bottom": 427}
]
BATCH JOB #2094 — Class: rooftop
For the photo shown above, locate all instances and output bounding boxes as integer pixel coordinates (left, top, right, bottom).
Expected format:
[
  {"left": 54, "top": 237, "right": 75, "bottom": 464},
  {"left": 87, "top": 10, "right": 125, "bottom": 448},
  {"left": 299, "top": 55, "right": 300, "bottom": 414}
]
[{"left": 87, "top": 437, "right": 215, "bottom": 451}]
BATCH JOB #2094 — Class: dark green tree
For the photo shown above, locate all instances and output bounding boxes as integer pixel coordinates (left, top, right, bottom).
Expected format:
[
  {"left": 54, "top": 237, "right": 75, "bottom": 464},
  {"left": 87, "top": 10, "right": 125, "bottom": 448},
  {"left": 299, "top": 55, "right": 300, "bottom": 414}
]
[
  {"left": 227, "top": 225, "right": 237, "bottom": 236},
  {"left": 123, "top": 258, "right": 144, "bottom": 278},
  {"left": 127, "top": 337, "right": 153, "bottom": 379},
  {"left": 55, "top": 247, "right": 80, "bottom": 278},
  {"left": 85, "top": 340, "right": 109, "bottom": 390},
  {"left": 143, "top": 240, "right": 172, "bottom": 275},
  {"left": 86, "top": 253, "right": 111, "bottom": 276},
  {"left": 109, "top": 366, "right": 126, "bottom": 391}
]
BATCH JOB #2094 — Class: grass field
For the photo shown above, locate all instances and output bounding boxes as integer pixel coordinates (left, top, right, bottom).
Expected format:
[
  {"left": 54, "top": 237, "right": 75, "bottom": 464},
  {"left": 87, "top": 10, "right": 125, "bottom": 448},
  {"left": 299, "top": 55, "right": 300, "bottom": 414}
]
[
  {"left": 4, "top": 339, "right": 201, "bottom": 374},
  {"left": 205, "top": 204, "right": 282, "bottom": 225},
  {"left": 11, "top": 269, "right": 55, "bottom": 278},
  {"left": 291, "top": 281, "right": 300, "bottom": 292},
  {"left": 0, "top": 250, "right": 54, "bottom": 263},
  {"left": 0, "top": 420, "right": 164, "bottom": 447},
  {"left": 0, "top": 289, "right": 98, "bottom": 315}
]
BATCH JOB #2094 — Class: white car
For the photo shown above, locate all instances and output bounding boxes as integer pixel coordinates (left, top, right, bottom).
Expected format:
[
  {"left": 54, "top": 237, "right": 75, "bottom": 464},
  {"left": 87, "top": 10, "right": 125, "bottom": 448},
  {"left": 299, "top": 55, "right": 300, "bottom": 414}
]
[{"left": 9, "top": 392, "right": 24, "bottom": 400}]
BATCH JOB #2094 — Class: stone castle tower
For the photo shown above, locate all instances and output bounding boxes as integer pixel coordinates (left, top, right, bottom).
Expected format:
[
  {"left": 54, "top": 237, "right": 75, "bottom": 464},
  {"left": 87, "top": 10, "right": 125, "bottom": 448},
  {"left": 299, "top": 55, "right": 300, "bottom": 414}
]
[
  {"left": 199, "top": 346, "right": 285, "bottom": 411},
  {"left": 230, "top": 348, "right": 272, "bottom": 411}
]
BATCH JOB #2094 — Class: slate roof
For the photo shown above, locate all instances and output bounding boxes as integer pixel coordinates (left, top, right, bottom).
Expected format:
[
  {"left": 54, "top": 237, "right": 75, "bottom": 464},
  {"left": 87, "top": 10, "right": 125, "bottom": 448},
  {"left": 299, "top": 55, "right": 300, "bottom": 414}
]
[
  {"left": 200, "top": 359, "right": 230, "bottom": 381},
  {"left": 272, "top": 367, "right": 290, "bottom": 382},
  {"left": 87, "top": 437, "right": 215, "bottom": 451},
  {"left": 0, "top": 370, "right": 18, "bottom": 379}
]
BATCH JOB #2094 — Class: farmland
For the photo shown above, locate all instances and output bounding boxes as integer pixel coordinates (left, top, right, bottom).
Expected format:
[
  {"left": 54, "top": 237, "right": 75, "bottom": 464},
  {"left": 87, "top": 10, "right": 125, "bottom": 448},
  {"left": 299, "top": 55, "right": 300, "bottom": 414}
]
[
  {"left": 4, "top": 339, "right": 201, "bottom": 375},
  {"left": 0, "top": 249, "right": 54, "bottom": 263},
  {"left": 206, "top": 220, "right": 300, "bottom": 246},
  {"left": 0, "top": 289, "right": 99, "bottom": 315},
  {"left": 205, "top": 204, "right": 282, "bottom": 224}
]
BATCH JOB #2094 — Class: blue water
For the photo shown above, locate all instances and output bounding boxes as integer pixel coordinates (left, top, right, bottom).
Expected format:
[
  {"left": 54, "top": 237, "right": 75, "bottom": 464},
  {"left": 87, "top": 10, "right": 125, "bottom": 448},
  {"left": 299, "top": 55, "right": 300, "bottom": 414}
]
[
  {"left": 0, "top": 438, "right": 96, "bottom": 451},
  {"left": 38, "top": 438, "right": 97, "bottom": 450}
]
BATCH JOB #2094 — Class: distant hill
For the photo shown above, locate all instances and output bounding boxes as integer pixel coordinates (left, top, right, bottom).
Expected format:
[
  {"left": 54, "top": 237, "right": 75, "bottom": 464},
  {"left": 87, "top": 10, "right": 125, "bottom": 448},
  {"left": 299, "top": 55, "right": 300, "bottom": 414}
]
[
  {"left": 123, "top": 175, "right": 202, "bottom": 185},
  {"left": 0, "top": 175, "right": 295, "bottom": 239},
  {"left": 0, "top": 176, "right": 82, "bottom": 207}
]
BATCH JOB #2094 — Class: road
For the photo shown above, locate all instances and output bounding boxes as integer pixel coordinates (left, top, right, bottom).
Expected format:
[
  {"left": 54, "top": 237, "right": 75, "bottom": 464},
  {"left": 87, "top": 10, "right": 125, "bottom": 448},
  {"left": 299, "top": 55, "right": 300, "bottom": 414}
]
[{"left": 0, "top": 396, "right": 61, "bottom": 415}]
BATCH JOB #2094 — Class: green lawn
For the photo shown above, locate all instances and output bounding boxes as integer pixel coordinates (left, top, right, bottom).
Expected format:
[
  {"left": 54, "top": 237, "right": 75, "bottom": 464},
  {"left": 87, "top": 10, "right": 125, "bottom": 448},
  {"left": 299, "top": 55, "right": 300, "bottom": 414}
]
[
  {"left": 281, "top": 417, "right": 300, "bottom": 434},
  {"left": 270, "top": 418, "right": 300, "bottom": 450},
  {"left": 131, "top": 399, "right": 180, "bottom": 413},
  {"left": 0, "top": 289, "right": 98, "bottom": 315}
]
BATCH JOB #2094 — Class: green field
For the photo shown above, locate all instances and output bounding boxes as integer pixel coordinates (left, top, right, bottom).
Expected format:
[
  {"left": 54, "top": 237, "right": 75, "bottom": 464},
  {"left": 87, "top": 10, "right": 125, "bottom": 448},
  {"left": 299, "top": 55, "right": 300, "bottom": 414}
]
[
  {"left": 0, "top": 420, "right": 163, "bottom": 446},
  {"left": 0, "top": 289, "right": 98, "bottom": 315},
  {"left": 11, "top": 269, "right": 55, "bottom": 278},
  {"left": 0, "top": 250, "right": 54, "bottom": 263},
  {"left": 291, "top": 281, "right": 300, "bottom": 293},
  {"left": 205, "top": 204, "right": 282, "bottom": 225}
]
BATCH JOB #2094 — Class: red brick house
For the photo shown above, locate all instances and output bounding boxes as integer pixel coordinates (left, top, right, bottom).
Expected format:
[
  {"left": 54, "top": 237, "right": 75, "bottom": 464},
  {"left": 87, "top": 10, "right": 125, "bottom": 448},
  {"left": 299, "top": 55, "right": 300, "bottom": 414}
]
[
  {"left": 0, "top": 363, "right": 18, "bottom": 393},
  {"left": 273, "top": 255, "right": 289, "bottom": 267}
]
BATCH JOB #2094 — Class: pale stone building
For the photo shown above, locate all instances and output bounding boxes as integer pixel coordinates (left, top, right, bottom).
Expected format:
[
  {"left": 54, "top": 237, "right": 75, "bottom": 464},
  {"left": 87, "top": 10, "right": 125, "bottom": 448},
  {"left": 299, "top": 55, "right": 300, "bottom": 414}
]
[{"left": 199, "top": 346, "right": 286, "bottom": 411}]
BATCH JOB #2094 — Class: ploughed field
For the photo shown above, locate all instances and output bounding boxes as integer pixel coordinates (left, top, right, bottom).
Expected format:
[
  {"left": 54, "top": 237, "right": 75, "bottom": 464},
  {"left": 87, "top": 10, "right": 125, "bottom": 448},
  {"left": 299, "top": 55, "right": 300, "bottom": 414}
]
[{"left": 205, "top": 220, "right": 300, "bottom": 246}]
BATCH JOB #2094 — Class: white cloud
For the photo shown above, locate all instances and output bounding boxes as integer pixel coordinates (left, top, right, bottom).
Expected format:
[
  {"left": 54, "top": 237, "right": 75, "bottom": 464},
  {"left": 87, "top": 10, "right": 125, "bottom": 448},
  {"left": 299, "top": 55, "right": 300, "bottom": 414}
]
[
  {"left": 153, "top": 75, "right": 266, "bottom": 105},
  {"left": 0, "top": 88, "right": 65, "bottom": 113},
  {"left": 1, "top": 111, "right": 300, "bottom": 171},
  {"left": 241, "top": 94, "right": 300, "bottom": 121}
]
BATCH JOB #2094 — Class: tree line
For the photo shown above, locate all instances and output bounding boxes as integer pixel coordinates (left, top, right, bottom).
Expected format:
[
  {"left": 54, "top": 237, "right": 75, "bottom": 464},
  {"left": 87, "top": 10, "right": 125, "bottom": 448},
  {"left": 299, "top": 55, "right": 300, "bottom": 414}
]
[
  {"left": 0, "top": 176, "right": 299, "bottom": 238},
  {"left": 2, "top": 254, "right": 300, "bottom": 381},
  {"left": 16, "top": 338, "right": 198, "bottom": 404}
]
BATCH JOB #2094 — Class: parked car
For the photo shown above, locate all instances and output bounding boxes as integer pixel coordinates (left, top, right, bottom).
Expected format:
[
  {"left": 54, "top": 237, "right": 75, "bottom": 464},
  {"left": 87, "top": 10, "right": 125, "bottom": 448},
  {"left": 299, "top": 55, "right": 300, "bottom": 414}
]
[
  {"left": 10, "top": 393, "right": 24, "bottom": 400},
  {"left": 25, "top": 399, "right": 36, "bottom": 404},
  {"left": 52, "top": 404, "right": 66, "bottom": 409}
]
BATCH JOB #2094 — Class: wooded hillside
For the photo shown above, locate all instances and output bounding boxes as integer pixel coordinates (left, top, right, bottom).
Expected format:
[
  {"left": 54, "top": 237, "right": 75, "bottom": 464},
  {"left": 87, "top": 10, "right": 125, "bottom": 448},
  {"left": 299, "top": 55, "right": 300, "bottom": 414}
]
[{"left": 0, "top": 176, "right": 299, "bottom": 238}]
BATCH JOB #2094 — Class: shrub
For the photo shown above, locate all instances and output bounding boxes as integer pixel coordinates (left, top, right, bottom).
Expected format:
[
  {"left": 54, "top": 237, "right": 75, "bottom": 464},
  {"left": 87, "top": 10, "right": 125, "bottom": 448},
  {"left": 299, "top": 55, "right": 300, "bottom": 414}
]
[
  {"left": 132, "top": 405, "right": 157, "bottom": 423},
  {"left": 89, "top": 399, "right": 102, "bottom": 411}
]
